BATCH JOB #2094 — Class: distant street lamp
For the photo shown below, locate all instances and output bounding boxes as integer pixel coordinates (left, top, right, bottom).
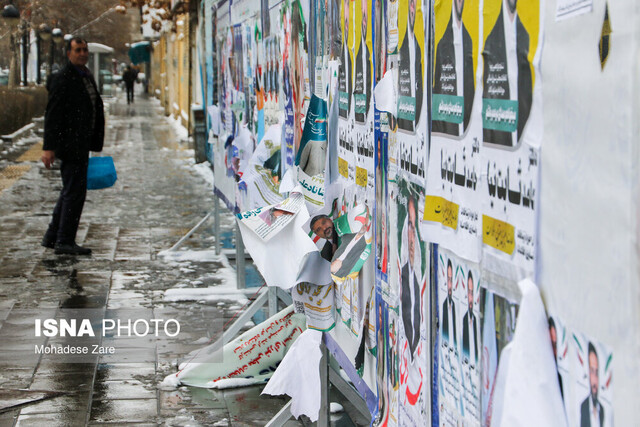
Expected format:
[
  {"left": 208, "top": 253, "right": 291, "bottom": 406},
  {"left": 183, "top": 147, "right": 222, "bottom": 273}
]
[
  {"left": 2, "top": 3, "right": 21, "bottom": 88},
  {"left": 37, "top": 24, "right": 51, "bottom": 84},
  {"left": 49, "top": 27, "right": 63, "bottom": 76}
]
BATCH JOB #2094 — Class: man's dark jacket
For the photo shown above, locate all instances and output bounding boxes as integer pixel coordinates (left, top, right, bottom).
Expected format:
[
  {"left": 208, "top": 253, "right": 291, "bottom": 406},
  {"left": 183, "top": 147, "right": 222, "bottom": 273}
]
[
  {"left": 482, "top": 6, "right": 532, "bottom": 146},
  {"left": 43, "top": 62, "right": 105, "bottom": 162},
  {"left": 432, "top": 15, "right": 475, "bottom": 136}
]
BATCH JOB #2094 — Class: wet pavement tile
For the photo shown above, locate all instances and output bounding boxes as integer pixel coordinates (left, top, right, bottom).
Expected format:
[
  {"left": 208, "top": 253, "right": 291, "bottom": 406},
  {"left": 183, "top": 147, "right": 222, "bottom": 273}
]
[
  {"left": 29, "top": 370, "right": 95, "bottom": 392},
  {"left": 92, "top": 379, "right": 156, "bottom": 400},
  {"left": 89, "top": 398, "right": 158, "bottom": 423},
  {"left": 19, "top": 393, "right": 90, "bottom": 415},
  {"left": 96, "top": 363, "right": 156, "bottom": 382}
]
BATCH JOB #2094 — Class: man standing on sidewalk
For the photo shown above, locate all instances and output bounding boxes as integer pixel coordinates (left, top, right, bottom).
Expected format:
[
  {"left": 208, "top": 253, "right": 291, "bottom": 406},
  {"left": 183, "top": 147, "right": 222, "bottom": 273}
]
[
  {"left": 122, "top": 64, "right": 137, "bottom": 104},
  {"left": 41, "top": 37, "right": 104, "bottom": 255}
]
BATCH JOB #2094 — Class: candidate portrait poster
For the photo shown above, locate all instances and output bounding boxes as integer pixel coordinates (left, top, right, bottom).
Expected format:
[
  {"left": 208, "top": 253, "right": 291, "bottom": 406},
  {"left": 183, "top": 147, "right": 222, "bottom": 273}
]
[
  {"left": 569, "top": 333, "right": 614, "bottom": 427},
  {"left": 437, "top": 248, "right": 482, "bottom": 426},
  {"left": 394, "top": 179, "right": 430, "bottom": 425},
  {"left": 480, "top": 0, "right": 543, "bottom": 277},
  {"left": 337, "top": 0, "right": 357, "bottom": 184},
  {"left": 424, "top": 0, "right": 482, "bottom": 262},
  {"left": 353, "top": 0, "right": 376, "bottom": 200}
]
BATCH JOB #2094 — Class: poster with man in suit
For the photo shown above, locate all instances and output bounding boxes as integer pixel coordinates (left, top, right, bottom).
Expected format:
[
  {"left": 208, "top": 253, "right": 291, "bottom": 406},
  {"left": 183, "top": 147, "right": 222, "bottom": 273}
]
[
  {"left": 396, "top": 179, "right": 430, "bottom": 424},
  {"left": 424, "top": 0, "right": 482, "bottom": 264},
  {"left": 480, "top": 0, "right": 541, "bottom": 276},
  {"left": 482, "top": 0, "right": 532, "bottom": 148},
  {"left": 432, "top": 0, "right": 475, "bottom": 137},
  {"left": 571, "top": 334, "right": 613, "bottom": 427},
  {"left": 337, "top": 0, "right": 356, "bottom": 183},
  {"left": 437, "top": 249, "right": 481, "bottom": 426}
]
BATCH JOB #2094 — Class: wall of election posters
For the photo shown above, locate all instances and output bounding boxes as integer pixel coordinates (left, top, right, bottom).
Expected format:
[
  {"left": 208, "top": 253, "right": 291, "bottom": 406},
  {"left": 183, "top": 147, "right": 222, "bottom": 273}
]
[{"left": 200, "top": 0, "right": 640, "bottom": 424}]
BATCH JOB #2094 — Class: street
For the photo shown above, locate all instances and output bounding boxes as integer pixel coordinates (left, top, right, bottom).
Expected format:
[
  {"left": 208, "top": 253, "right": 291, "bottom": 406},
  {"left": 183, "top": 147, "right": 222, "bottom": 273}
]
[{"left": 0, "top": 89, "right": 306, "bottom": 426}]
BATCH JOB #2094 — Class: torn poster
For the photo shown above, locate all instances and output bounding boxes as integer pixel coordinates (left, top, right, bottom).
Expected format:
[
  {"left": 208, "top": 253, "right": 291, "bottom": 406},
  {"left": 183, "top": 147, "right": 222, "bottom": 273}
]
[
  {"left": 236, "top": 191, "right": 304, "bottom": 242},
  {"left": 424, "top": 0, "right": 482, "bottom": 262},
  {"left": 169, "top": 306, "right": 305, "bottom": 388},
  {"left": 237, "top": 189, "right": 319, "bottom": 289},
  {"left": 262, "top": 329, "right": 324, "bottom": 422},
  {"left": 292, "top": 282, "right": 336, "bottom": 331},
  {"left": 480, "top": 287, "right": 518, "bottom": 427},
  {"left": 240, "top": 122, "right": 285, "bottom": 209},
  {"left": 496, "top": 279, "right": 567, "bottom": 427},
  {"left": 480, "top": 0, "right": 543, "bottom": 277},
  {"left": 437, "top": 248, "right": 481, "bottom": 426},
  {"left": 331, "top": 203, "right": 373, "bottom": 284}
]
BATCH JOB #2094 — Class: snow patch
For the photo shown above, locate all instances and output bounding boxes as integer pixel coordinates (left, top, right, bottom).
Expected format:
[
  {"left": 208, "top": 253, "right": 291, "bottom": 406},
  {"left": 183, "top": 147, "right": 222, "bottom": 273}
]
[
  {"left": 158, "top": 250, "right": 226, "bottom": 263},
  {"left": 158, "top": 373, "right": 181, "bottom": 390},
  {"left": 330, "top": 402, "right": 344, "bottom": 413},
  {"left": 166, "top": 114, "right": 189, "bottom": 141},
  {"left": 205, "top": 377, "right": 264, "bottom": 389},
  {"left": 164, "top": 287, "right": 248, "bottom": 305}
]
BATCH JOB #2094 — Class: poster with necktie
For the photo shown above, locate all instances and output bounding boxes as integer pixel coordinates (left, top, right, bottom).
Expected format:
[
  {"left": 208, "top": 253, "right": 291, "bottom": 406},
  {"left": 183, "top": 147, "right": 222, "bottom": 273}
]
[
  {"left": 437, "top": 248, "right": 481, "bottom": 426},
  {"left": 424, "top": 0, "right": 482, "bottom": 262}
]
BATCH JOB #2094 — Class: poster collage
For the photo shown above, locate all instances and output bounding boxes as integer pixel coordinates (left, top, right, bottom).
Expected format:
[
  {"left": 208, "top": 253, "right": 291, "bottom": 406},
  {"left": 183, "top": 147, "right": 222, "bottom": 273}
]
[{"left": 207, "top": 0, "right": 613, "bottom": 425}]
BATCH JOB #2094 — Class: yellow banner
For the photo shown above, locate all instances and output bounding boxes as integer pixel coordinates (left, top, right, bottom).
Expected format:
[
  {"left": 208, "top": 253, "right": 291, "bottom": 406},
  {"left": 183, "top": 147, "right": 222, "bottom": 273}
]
[
  {"left": 356, "top": 166, "right": 368, "bottom": 187},
  {"left": 423, "top": 195, "right": 459, "bottom": 230},
  {"left": 339, "top": 158, "right": 349, "bottom": 178},
  {"left": 482, "top": 215, "right": 515, "bottom": 255}
]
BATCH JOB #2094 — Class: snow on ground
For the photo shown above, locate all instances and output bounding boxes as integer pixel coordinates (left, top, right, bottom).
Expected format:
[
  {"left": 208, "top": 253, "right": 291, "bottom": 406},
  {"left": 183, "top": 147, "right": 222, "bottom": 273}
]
[
  {"left": 166, "top": 114, "right": 189, "bottom": 141},
  {"left": 192, "top": 162, "right": 214, "bottom": 187},
  {"left": 159, "top": 249, "right": 247, "bottom": 304}
]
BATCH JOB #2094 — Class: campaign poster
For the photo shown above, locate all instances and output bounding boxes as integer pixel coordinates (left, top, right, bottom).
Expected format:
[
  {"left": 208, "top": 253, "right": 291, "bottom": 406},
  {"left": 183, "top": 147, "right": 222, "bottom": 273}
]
[
  {"left": 437, "top": 248, "right": 482, "bottom": 426},
  {"left": 480, "top": 287, "right": 518, "bottom": 427},
  {"left": 290, "top": 0, "right": 311, "bottom": 155},
  {"left": 395, "top": 179, "right": 430, "bottom": 424},
  {"left": 292, "top": 282, "right": 336, "bottom": 331},
  {"left": 353, "top": 0, "right": 376, "bottom": 199},
  {"left": 235, "top": 191, "right": 304, "bottom": 242},
  {"left": 570, "top": 333, "right": 613, "bottom": 427},
  {"left": 263, "top": 35, "right": 283, "bottom": 127},
  {"left": 548, "top": 315, "right": 569, "bottom": 402},
  {"left": 424, "top": 0, "right": 482, "bottom": 262},
  {"left": 337, "top": 0, "right": 356, "bottom": 184},
  {"left": 296, "top": 94, "right": 329, "bottom": 208},
  {"left": 394, "top": 0, "right": 427, "bottom": 190},
  {"left": 280, "top": 4, "right": 296, "bottom": 174},
  {"left": 480, "top": 0, "right": 542, "bottom": 276},
  {"left": 331, "top": 202, "right": 373, "bottom": 285},
  {"left": 374, "top": 292, "right": 401, "bottom": 426},
  {"left": 375, "top": 131, "right": 390, "bottom": 287}
]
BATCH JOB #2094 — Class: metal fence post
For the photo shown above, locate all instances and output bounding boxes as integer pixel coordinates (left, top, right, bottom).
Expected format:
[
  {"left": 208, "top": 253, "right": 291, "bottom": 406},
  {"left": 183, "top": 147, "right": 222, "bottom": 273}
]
[
  {"left": 235, "top": 222, "right": 245, "bottom": 289},
  {"left": 214, "top": 194, "right": 221, "bottom": 255}
]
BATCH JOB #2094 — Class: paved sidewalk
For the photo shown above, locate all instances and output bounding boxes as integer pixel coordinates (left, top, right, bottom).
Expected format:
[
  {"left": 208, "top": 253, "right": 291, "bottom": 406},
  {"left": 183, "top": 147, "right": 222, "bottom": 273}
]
[{"left": 0, "top": 92, "right": 302, "bottom": 426}]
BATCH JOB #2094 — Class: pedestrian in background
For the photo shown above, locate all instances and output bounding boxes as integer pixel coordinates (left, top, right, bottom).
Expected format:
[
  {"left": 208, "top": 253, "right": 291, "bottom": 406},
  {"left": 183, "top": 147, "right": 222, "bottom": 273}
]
[
  {"left": 41, "top": 37, "right": 105, "bottom": 256},
  {"left": 122, "top": 64, "right": 138, "bottom": 104}
]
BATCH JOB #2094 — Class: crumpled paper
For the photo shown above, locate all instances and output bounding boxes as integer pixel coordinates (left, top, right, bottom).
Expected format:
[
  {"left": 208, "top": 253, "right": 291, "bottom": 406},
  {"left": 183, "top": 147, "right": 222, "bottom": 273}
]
[
  {"left": 493, "top": 278, "right": 568, "bottom": 427},
  {"left": 262, "top": 329, "right": 324, "bottom": 421}
]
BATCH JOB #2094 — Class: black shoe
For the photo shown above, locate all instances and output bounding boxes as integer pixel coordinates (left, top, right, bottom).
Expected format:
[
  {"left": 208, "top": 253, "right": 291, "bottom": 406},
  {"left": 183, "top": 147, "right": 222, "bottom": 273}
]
[
  {"left": 41, "top": 236, "right": 56, "bottom": 249},
  {"left": 54, "top": 243, "right": 92, "bottom": 256}
]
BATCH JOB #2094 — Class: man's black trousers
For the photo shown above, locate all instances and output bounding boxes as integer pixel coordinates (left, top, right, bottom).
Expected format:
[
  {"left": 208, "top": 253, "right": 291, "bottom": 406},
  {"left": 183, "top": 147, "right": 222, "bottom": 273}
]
[
  {"left": 126, "top": 84, "right": 134, "bottom": 104},
  {"left": 45, "top": 159, "right": 88, "bottom": 245}
]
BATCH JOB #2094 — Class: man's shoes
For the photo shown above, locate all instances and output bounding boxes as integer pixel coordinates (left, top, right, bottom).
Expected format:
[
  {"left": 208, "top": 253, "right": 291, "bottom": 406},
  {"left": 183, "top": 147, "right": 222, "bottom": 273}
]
[
  {"left": 41, "top": 236, "right": 56, "bottom": 249},
  {"left": 54, "top": 243, "right": 92, "bottom": 256}
]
